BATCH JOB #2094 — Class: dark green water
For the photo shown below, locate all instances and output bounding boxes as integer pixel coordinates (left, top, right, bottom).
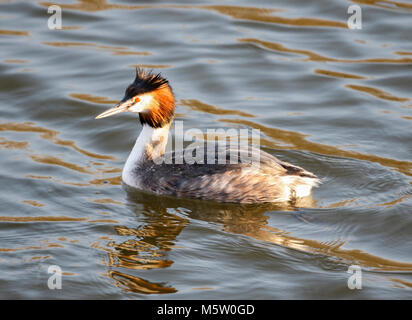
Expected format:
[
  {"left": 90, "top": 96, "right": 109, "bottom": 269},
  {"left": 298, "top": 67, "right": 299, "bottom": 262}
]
[{"left": 0, "top": 0, "right": 411, "bottom": 299}]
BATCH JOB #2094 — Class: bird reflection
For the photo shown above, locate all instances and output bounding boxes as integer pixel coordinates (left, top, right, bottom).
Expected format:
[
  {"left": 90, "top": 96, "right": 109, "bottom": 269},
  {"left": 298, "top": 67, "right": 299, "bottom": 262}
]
[
  {"left": 105, "top": 187, "right": 312, "bottom": 294},
  {"left": 104, "top": 188, "right": 412, "bottom": 295}
]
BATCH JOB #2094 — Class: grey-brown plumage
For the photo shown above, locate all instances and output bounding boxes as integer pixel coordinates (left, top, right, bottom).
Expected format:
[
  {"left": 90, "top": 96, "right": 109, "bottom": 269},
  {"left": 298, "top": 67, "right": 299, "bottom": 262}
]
[{"left": 131, "top": 144, "right": 319, "bottom": 204}]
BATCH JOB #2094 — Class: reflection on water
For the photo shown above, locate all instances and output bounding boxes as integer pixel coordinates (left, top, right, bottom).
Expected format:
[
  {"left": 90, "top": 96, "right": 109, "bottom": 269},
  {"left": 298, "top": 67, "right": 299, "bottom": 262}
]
[
  {"left": 239, "top": 38, "right": 412, "bottom": 64},
  {"left": 70, "top": 93, "right": 118, "bottom": 105},
  {"left": 94, "top": 189, "right": 412, "bottom": 294},
  {"left": 345, "top": 84, "right": 410, "bottom": 102},
  {"left": 200, "top": 5, "right": 346, "bottom": 28},
  {"left": 97, "top": 192, "right": 189, "bottom": 294},
  {"left": 43, "top": 41, "right": 151, "bottom": 56},
  {"left": 0, "top": 216, "right": 86, "bottom": 222},
  {"left": 0, "top": 122, "right": 115, "bottom": 160},
  {"left": 3, "top": 59, "right": 28, "bottom": 64},
  {"left": 0, "top": 29, "right": 29, "bottom": 36},
  {"left": 179, "top": 99, "right": 255, "bottom": 117},
  {"left": 350, "top": 0, "right": 412, "bottom": 11},
  {"left": 314, "top": 69, "right": 369, "bottom": 80},
  {"left": 107, "top": 270, "right": 177, "bottom": 294},
  {"left": 0, "top": 137, "right": 28, "bottom": 150},
  {"left": 129, "top": 64, "right": 172, "bottom": 69}
]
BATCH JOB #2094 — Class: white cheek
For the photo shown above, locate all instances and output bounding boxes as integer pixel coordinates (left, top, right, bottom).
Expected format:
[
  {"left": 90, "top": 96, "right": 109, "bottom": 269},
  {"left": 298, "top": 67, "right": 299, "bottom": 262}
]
[
  {"left": 129, "top": 95, "right": 153, "bottom": 113},
  {"left": 129, "top": 102, "right": 144, "bottom": 113}
]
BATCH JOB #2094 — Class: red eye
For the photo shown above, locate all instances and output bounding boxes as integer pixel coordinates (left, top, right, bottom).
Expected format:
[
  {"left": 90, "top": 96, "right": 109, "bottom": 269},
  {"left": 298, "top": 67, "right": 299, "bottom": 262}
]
[{"left": 134, "top": 97, "right": 140, "bottom": 103}]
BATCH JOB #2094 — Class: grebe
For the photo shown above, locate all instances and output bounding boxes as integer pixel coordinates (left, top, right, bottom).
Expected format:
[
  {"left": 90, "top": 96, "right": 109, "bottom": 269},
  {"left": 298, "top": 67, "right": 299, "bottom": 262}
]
[{"left": 96, "top": 68, "right": 319, "bottom": 203}]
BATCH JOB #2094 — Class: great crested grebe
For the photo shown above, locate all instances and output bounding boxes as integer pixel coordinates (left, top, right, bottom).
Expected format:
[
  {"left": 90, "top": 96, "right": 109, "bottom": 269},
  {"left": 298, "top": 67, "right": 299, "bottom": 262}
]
[{"left": 96, "top": 68, "right": 319, "bottom": 203}]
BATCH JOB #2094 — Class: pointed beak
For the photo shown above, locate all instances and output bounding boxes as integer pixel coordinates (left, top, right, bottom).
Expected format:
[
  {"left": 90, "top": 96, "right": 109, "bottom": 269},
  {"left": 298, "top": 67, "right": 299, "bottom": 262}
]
[{"left": 95, "top": 100, "right": 131, "bottom": 119}]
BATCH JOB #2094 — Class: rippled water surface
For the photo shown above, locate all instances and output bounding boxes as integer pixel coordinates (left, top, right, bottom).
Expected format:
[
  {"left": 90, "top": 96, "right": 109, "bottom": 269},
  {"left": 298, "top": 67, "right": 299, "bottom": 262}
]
[{"left": 1, "top": 0, "right": 412, "bottom": 299}]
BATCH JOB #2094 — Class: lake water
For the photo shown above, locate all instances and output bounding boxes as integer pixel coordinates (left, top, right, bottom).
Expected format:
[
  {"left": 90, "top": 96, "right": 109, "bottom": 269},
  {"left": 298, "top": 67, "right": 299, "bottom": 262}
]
[{"left": 0, "top": 0, "right": 411, "bottom": 299}]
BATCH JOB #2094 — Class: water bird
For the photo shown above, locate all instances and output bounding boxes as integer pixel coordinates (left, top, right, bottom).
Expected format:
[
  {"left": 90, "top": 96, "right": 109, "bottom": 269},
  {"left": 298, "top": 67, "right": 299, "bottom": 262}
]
[{"left": 96, "top": 68, "right": 319, "bottom": 203}]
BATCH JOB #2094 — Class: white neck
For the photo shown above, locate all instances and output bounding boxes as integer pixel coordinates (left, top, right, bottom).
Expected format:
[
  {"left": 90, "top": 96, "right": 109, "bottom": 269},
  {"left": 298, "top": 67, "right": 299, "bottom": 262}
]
[{"left": 122, "top": 124, "right": 170, "bottom": 185}]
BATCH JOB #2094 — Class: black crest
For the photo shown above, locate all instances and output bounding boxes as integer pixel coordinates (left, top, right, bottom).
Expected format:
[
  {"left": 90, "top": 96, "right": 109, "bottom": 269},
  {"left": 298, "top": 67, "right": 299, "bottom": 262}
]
[{"left": 123, "top": 68, "right": 169, "bottom": 100}]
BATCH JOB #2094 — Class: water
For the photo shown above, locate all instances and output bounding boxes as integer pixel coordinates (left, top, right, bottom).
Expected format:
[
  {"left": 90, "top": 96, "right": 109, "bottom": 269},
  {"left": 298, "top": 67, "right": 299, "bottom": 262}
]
[{"left": 0, "top": 0, "right": 411, "bottom": 299}]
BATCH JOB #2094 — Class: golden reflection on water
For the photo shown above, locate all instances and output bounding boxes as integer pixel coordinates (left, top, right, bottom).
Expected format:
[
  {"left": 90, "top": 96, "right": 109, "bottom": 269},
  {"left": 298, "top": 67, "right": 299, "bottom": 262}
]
[
  {"left": 99, "top": 200, "right": 189, "bottom": 294},
  {"left": 190, "top": 203, "right": 412, "bottom": 272},
  {"left": 1, "top": 121, "right": 122, "bottom": 189},
  {"left": 239, "top": 38, "right": 412, "bottom": 64},
  {"left": 179, "top": 99, "right": 255, "bottom": 117},
  {"left": 26, "top": 174, "right": 90, "bottom": 187},
  {"left": 26, "top": 173, "right": 122, "bottom": 187},
  {"left": 0, "top": 29, "right": 29, "bottom": 36},
  {"left": 97, "top": 191, "right": 412, "bottom": 294},
  {"left": 350, "top": 0, "right": 412, "bottom": 11},
  {"left": 82, "top": 190, "right": 412, "bottom": 294},
  {"left": 0, "top": 0, "right": 408, "bottom": 298},
  {"left": 1, "top": 241, "right": 63, "bottom": 252},
  {"left": 107, "top": 270, "right": 177, "bottom": 294},
  {"left": 39, "top": 0, "right": 133, "bottom": 12},
  {"left": 70, "top": 93, "right": 118, "bottom": 105},
  {"left": 43, "top": 41, "right": 151, "bottom": 56},
  {"left": 57, "top": 237, "right": 79, "bottom": 243},
  {"left": 395, "top": 51, "right": 412, "bottom": 56},
  {"left": 314, "top": 69, "right": 369, "bottom": 80},
  {"left": 22, "top": 200, "right": 45, "bottom": 207},
  {"left": 2, "top": 117, "right": 411, "bottom": 196},
  {"left": 88, "top": 219, "right": 119, "bottom": 223},
  {"left": 0, "top": 216, "right": 87, "bottom": 222},
  {"left": 129, "top": 64, "right": 171, "bottom": 69},
  {"left": 324, "top": 198, "right": 360, "bottom": 209},
  {"left": 89, "top": 176, "right": 122, "bottom": 186},
  {"left": 373, "top": 194, "right": 410, "bottom": 208},
  {"left": 201, "top": 5, "right": 346, "bottom": 28},
  {"left": 345, "top": 84, "right": 410, "bottom": 102},
  {"left": 30, "top": 154, "right": 94, "bottom": 174},
  {"left": 3, "top": 59, "right": 28, "bottom": 64},
  {"left": 0, "top": 138, "right": 28, "bottom": 150},
  {"left": 389, "top": 277, "right": 412, "bottom": 289},
  {"left": 0, "top": 122, "right": 115, "bottom": 160},
  {"left": 1, "top": 119, "right": 410, "bottom": 291}
]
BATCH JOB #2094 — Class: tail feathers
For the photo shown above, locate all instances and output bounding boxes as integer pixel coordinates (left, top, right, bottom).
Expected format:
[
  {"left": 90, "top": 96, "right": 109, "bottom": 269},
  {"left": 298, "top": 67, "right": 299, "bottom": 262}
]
[
  {"left": 293, "top": 176, "right": 320, "bottom": 198},
  {"left": 280, "top": 175, "right": 320, "bottom": 199}
]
